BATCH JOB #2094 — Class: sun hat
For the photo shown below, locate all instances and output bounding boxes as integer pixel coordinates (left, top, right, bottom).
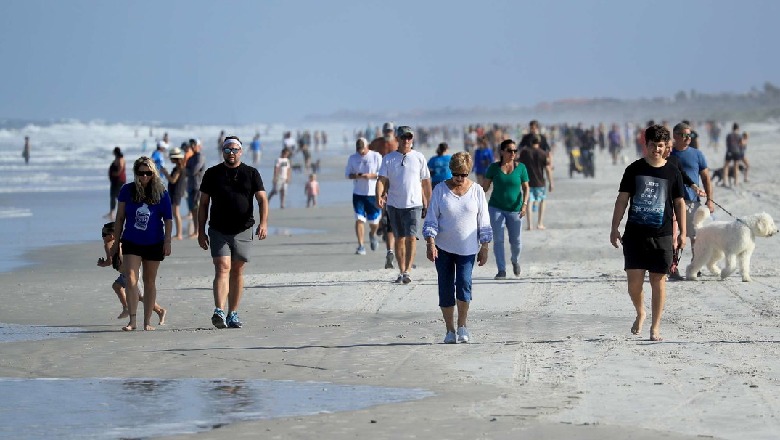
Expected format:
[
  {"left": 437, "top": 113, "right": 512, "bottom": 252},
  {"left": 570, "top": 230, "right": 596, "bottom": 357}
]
[{"left": 169, "top": 147, "right": 185, "bottom": 159}]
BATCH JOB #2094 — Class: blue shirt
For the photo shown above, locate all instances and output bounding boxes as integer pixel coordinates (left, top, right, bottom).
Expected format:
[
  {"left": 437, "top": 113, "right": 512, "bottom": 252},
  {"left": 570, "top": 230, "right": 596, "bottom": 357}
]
[
  {"left": 473, "top": 148, "right": 494, "bottom": 175},
  {"left": 427, "top": 154, "right": 452, "bottom": 185},
  {"left": 250, "top": 139, "right": 262, "bottom": 151},
  {"left": 118, "top": 184, "right": 173, "bottom": 245},
  {"left": 670, "top": 146, "right": 708, "bottom": 201}
]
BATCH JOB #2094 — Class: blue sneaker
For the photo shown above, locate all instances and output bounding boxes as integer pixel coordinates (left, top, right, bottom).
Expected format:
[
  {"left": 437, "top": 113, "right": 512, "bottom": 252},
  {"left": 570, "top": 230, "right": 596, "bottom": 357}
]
[
  {"left": 369, "top": 233, "right": 378, "bottom": 251},
  {"left": 226, "top": 311, "right": 243, "bottom": 329},
  {"left": 211, "top": 308, "right": 227, "bottom": 329}
]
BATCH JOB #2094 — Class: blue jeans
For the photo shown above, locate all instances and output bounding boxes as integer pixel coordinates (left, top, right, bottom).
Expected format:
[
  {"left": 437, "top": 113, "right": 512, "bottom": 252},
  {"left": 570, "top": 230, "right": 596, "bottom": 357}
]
[
  {"left": 488, "top": 206, "right": 523, "bottom": 272},
  {"left": 434, "top": 248, "right": 475, "bottom": 307}
]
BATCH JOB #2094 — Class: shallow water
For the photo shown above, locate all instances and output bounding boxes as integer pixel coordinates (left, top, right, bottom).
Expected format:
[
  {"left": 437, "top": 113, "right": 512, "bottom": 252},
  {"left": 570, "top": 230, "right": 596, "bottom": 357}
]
[
  {"left": 0, "top": 377, "right": 432, "bottom": 439},
  {"left": 0, "top": 323, "right": 83, "bottom": 343}
]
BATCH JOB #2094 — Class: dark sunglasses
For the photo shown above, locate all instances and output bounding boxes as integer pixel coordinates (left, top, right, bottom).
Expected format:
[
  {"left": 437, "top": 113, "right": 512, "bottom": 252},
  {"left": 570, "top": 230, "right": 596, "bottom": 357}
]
[
  {"left": 136, "top": 171, "right": 154, "bottom": 177},
  {"left": 504, "top": 149, "right": 518, "bottom": 153},
  {"left": 223, "top": 147, "right": 241, "bottom": 154},
  {"left": 681, "top": 133, "right": 692, "bottom": 139},
  {"left": 101, "top": 232, "right": 111, "bottom": 238},
  {"left": 400, "top": 134, "right": 414, "bottom": 140},
  {"left": 452, "top": 173, "right": 469, "bottom": 178}
]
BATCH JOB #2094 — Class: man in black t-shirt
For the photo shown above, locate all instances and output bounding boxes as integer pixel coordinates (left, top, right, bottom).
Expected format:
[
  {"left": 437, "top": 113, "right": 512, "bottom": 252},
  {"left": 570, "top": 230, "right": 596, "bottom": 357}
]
[
  {"left": 610, "top": 125, "right": 686, "bottom": 342},
  {"left": 198, "top": 136, "right": 268, "bottom": 329}
]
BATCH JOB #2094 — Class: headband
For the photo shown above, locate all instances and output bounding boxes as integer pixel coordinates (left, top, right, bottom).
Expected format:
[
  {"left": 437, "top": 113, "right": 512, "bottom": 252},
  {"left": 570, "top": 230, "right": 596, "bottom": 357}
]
[{"left": 222, "top": 138, "right": 242, "bottom": 149}]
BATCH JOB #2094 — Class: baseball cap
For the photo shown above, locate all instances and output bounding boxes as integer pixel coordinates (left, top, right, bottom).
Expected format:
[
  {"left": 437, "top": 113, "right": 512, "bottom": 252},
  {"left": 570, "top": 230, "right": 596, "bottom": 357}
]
[
  {"left": 396, "top": 126, "right": 413, "bottom": 138},
  {"left": 382, "top": 122, "right": 395, "bottom": 133}
]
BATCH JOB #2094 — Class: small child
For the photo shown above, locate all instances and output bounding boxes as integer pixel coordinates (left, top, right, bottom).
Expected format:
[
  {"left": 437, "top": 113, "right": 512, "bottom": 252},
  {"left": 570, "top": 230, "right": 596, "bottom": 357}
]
[
  {"left": 305, "top": 173, "right": 320, "bottom": 208},
  {"left": 97, "top": 222, "right": 167, "bottom": 324}
]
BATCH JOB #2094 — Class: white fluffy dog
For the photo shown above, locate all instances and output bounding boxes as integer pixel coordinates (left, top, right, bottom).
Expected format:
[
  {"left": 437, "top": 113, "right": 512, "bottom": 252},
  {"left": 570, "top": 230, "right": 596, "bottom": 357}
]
[{"left": 686, "top": 207, "right": 778, "bottom": 282}]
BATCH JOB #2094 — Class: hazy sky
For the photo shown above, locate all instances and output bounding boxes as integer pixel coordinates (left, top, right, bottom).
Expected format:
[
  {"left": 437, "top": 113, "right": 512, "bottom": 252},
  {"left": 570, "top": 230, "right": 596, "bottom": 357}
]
[{"left": 2, "top": 0, "right": 778, "bottom": 124}]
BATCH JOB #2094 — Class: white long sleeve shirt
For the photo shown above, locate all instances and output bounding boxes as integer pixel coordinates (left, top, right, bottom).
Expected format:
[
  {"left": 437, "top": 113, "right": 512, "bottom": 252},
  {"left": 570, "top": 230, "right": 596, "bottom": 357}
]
[{"left": 422, "top": 181, "right": 492, "bottom": 256}]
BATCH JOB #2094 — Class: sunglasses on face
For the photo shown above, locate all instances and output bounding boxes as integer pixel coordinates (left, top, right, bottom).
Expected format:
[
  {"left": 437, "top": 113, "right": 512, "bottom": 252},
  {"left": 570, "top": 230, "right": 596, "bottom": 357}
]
[
  {"left": 400, "top": 134, "right": 413, "bottom": 141},
  {"left": 136, "top": 171, "right": 154, "bottom": 177},
  {"left": 452, "top": 173, "right": 469, "bottom": 178},
  {"left": 101, "top": 232, "right": 111, "bottom": 238},
  {"left": 504, "top": 149, "right": 518, "bottom": 153},
  {"left": 223, "top": 147, "right": 241, "bottom": 154},
  {"left": 681, "top": 133, "right": 692, "bottom": 139}
]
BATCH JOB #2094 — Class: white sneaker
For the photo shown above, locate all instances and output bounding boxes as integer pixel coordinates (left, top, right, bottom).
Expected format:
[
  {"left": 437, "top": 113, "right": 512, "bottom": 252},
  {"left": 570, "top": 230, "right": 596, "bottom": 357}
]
[
  {"left": 456, "top": 326, "right": 470, "bottom": 343},
  {"left": 443, "top": 331, "right": 457, "bottom": 344},
  {"left": 356, "top": 245, "right": 366, "bottom": 255}
]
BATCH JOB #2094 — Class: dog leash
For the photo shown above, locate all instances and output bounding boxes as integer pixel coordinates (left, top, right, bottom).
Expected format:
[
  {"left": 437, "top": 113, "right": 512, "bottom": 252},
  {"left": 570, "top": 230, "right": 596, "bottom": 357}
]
[{"left": 709, "top": 199, "right": 748, "bottom": 226}]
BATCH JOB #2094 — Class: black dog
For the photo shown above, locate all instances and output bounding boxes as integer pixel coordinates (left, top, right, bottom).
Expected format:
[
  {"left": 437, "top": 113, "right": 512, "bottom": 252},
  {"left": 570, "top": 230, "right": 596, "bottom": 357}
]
[{"left": 711, "top": 163, "right": 746, "bottom": 185}]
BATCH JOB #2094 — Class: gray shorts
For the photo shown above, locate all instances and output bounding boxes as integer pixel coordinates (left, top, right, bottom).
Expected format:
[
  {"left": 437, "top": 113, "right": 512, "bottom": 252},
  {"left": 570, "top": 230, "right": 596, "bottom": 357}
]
[
  {"left": 209, "top": 227, "right": 253, "bottom": 262},
  {"left": 685, "top": 200, "right": 700, "bottom": 239},
  {"left": 386, "top": 206, "right": 422, "bottom": 238}
]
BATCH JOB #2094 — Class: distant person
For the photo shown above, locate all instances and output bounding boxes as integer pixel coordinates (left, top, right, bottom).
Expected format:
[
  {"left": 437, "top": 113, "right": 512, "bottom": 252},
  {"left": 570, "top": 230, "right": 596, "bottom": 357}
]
[
  {"left": 160, "top": 146, "right": 187, "bottom": 240},
  {"left": 472, "top": 138, "right": 494, "bottom": 186},
  {"left": 517, "top": 136, "right": 553, "bottom": 231},
  {"left": 481, "top": 139, "right": 529, "bottom": 279},
  {"left": 151, "top": 142, "right": 167, "bottom": 175},
  {"left": 111, "top": 156, "right": 173, "bottom": 331},
  {"left": 98, "top": 221, "right": 166, "bottom": 323},
  {"left": 267, "top": 148, "right": 292, "bottom": 209},
  {"left": 217, "top": 130, "right": 226, "bottom": 159},
  {"left": 427, "top": 142, "right": 453, "bottom": 189},
  {"left": 376, "top": 126, "right": 432, "bottom": 284},
  {"left": 345, "top": 137, "right": 383, "bottom": 255},
  {"left": 423, "top": 152, "right": 491, "bottom": 344},
  {"left": 610, "top": 124, "right": 686, "bottom": 342},
  {"left": 608, "top": 123, "right": 623, "bottom": 165},
  {"left": 22, "top": 136, "right": 31, "bottom": 164},
  {"left": 185, "top": 138, "right": 206, "bottom": 238},
  {"left": 519, "top": 120, "right": 552, "bottom": 153},
  {"left": 369, "top": 122, "right": 399, "bottom": 268},
  {"left": 682, "top": 120, "right": 700, "bottom": 149},
  {"left": 723, "top": 123, "right": 744, "bottom": 187},
  {"left": 105, "top": 146, "right": 126, "bottom": 220},
  {"left": 304, "top": 173, "right": 319, "bottom": 208},
  {"left": 198, "top": 136, "right": 268, "bottom": 329},
  {"left": 250, "top": 132, "right": 262, "bottom": 165},
  {"left": 739, "top": 131, "right": 750, "bottom": 183}
]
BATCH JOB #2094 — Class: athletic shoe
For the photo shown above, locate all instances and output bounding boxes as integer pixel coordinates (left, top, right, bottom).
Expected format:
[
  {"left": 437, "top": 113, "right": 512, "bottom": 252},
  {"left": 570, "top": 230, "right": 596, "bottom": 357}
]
[
  {"left": 456, "top": 326, "right": 470, "bottom": 343},
  {"left": 356, "top": 245, "right": 367, "bottom": 255},
  {"left": 394, "top": 274, "right": 404, "bottom": 284},
  {"left": 226, "top": 311, "right": 243, "bottom": 328},
  {"left": 512, "top": 262, "right": 521, "bottom": 277},
  {"left": 402, "top": 273, "right": 411, "bottom": 284},
  {"left": 494, "top": 270, "right": 507, "bottom": 280},
  {"left": 668, "top": 270, "right": 684, "bottom": 281},
  {"left": 443, "top": 331, "right": 457, "bottom": 344},
  {"left": 369, "top": 234, "right": 378, "bottom": 251},
  {"left": 385, "top": 252, "right": 395, "bottom": 269},
  {"left": 211, "top": 308, "right": 227, "bottom": 329}
]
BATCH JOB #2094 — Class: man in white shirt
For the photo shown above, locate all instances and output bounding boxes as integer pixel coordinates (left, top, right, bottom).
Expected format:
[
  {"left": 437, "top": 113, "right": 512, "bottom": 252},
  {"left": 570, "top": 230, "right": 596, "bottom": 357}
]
[
  {"left": 376, "top": 126, "right": 432, "bottom": 284},
  {"left": 345, "top": 138, "right": 383, "bottom": 255}
]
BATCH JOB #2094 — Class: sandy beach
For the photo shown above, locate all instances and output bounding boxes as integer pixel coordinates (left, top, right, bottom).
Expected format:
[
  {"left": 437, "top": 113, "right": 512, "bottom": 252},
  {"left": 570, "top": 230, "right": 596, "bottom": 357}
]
[{"left": 1, "top": 127, "right": 779, "bottom": 440}]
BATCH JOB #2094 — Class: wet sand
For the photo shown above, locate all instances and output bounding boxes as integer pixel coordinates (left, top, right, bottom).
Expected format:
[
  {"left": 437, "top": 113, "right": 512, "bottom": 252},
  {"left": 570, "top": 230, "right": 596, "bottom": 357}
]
[{"left": 1, "top": 131, "right": 779, "bottom": 439}]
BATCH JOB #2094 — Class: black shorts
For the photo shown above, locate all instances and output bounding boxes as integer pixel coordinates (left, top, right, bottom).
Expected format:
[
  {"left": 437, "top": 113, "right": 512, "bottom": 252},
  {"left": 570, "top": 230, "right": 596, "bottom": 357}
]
[
  {"left": 622, "top": 234, "right": 672, "bottom": 274},
  {"left": 725, "top": 151, "right": 744, "bottom": 161},
  {"left": 121, "top": 239, "right": 165, "bottom": 261}
]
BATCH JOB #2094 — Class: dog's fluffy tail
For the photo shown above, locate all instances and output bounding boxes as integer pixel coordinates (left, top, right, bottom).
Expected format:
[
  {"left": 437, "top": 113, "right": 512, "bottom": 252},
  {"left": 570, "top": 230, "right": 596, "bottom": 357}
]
[{"left": 692, "top": 206, "right": 710, "bottom": 229}]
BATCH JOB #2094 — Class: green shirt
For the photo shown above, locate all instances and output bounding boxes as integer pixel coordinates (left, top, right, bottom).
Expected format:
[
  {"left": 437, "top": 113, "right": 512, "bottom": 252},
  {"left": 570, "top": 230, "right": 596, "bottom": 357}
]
[{"left": 485, "top": 162, "right": 528, "bottom": 212}]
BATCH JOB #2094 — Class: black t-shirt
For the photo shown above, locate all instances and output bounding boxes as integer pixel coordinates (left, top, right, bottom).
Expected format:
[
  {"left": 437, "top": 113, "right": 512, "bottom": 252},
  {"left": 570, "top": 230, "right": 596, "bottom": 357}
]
[
  {"left": 519, "top": 133, "right": 551, "bottom": 152},
  {"left": 517, "top": 147, "right": 549, "bottom": 187},
  {"left": 618, "top": 158, "right": 684, "bottom": 238},
  {"left": 200, "top": 162, "right": 265, "bottom": 234}
]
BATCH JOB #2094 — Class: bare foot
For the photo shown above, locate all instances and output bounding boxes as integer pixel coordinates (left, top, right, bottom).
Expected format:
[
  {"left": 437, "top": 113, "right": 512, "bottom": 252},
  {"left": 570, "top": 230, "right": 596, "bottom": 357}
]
[
  {"left": 122, "top": 324, "right": 136, "bottom": 331},
  {"left": 649, "top": 325, "right": 662, "bottom": 341},
  {"left": 117, "top": 308, "right": 130, "bottom": 319},
  {"left": 144, "top": 324, "right": 155, "bottom": 331},
  {"left": 157, "top": 308, "right": 167, "bottom": 325},
  {"left": 188, "top": 233, "right": 198, "bottom": 239},
  {"left": 537, "top": 225, "right": 546, "bottom": 230},
  {"left": 631, "top": 314, "right": 645, "bottom": 335},
  {"left": 175, "top": 235, "right": 183, "bottom": 240}
]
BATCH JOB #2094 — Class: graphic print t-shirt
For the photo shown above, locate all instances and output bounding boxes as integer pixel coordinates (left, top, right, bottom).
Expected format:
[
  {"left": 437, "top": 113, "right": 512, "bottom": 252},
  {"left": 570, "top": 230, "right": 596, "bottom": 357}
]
[
  {"left": 618, "top": 159, "right": 684, "bottom": 238},
  {"left": 117, "top": 184, "right": 173, "bottom": 245}
]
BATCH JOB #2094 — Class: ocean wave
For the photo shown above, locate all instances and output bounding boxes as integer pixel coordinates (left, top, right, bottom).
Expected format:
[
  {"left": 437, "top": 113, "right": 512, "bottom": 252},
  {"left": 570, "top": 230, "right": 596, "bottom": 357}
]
[{"left": 0, "top": 208, "right": 32, "bottom": 219}]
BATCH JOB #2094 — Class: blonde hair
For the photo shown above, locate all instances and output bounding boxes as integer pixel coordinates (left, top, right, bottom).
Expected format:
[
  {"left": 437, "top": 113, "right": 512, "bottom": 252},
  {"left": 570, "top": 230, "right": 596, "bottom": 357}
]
[
  {"left": 449, "top": 151, "right": 472, "bottom": 174},
  {"left": 131, "top": 156, "right": 166, "bottom": 205}
]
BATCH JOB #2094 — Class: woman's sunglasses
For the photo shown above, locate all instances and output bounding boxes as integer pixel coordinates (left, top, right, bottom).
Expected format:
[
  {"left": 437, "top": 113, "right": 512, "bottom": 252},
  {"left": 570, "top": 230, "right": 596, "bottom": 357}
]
[
  {"left": 136, "top": 171, "right": 154, "bottom": 177},
  {"left": 452, "top": 173, "right": 469, "bottom": 178}
]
